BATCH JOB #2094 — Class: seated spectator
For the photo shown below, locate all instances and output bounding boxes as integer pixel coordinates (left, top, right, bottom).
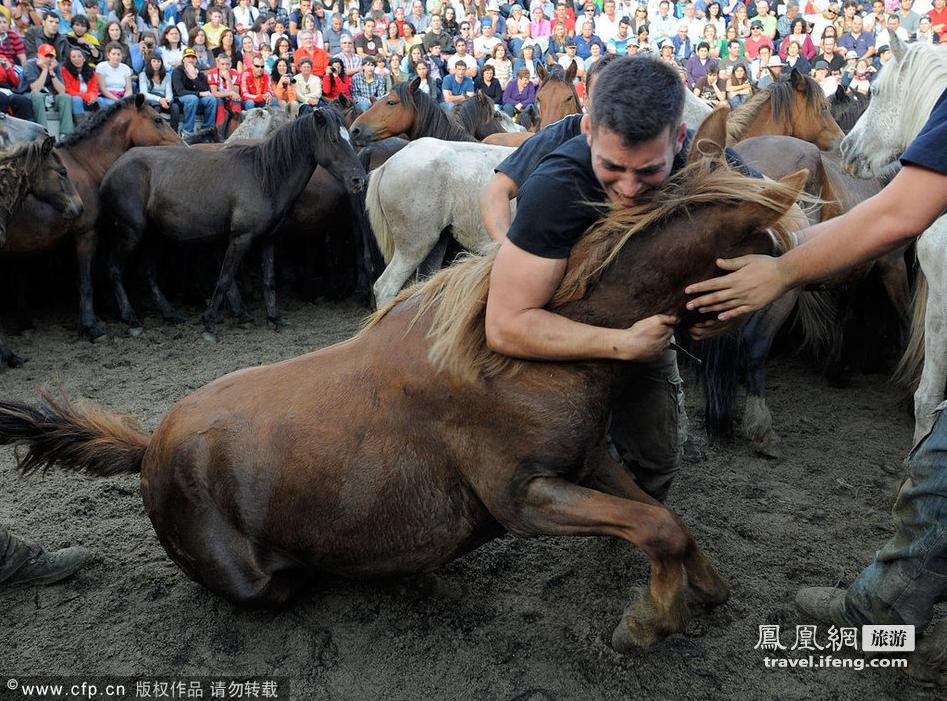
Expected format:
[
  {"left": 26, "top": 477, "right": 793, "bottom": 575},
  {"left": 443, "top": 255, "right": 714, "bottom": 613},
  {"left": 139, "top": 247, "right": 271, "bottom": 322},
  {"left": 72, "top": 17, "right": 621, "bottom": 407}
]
[
  {"left": 383, "top": 21, "right": 406, "bottom": 58},
  {"left": 422, "top": 15, "right": 451, "bottom": 56},
  {"left": 403, "top": 22, "right": 423, "bottom": 53},
  {"left": 0, "top": 52, "right": 33, "bottom": 119},
  {"left": 513, "top": 42, "right": 540, "bottom": 84},
  {"left": 783, "top": 38, "right": 811, "bottom": 74},
  {"left": 585, "top": 40, "right": 605, "bottom": 71},
  {"left": 188, "top": 27, "right": 214, "bottom": 71},
  {"left": 294, "top": 56, "right": 323, "bottom": 111},
  {"left": 500, "top": 65, "right": 535, "bottom": 117},
  {"left": 179, "top": 0, "right": 205, "bottom": 35},
  {"left": 139, "top": 53, "right": 179, "bottom": 131},
  {"left": 607, "top": 17, "right": 635, "bottom": 55},
  {"left": 756, "top": 54, "right": 783, "bottom": 89},
  {"left": 931, "top": 0, "right": 947, "bottom": 35},
  {"left": 172, "top": 47, "right": 215, "bottom": 135},
  {"left": 96, "top": 41, "right": 132, "bottom": 106},
  {"left": 528, "top": 5, "right": 551, "bottom": 54},
  {"left": 139, "top": 1, "right": 165, "bottom": 35},
  {"left": 129, "top": 31, "right": 161, "bottom": 74},
  {"left": 700, "top": 24, "right": 720, "bottom": 59},
  {"left": 843, "top": 58, "right": 874, "bottom": 94},
  {"left": 744, "top": 19, "right": 773, "bottom": 60},
  {"left": 233, "top": 0, "right": 259, "bottom": 33},
  {"left": 672, "top": 22, "right": 692, "bottom": 61},
  {"left": 82, "top": 0, "right": 108, "bottom": 41},
  {"left": 811, "top": 59, "right": 839, "bottom": 96},
  {"left": 839, "top": 15, "right": 875, "bottom": 61},
  {"left": 412, "top": 59, "right": 441, "bottom": 102},
  {"left": 814, "top": 35, "right": 845, "bottom": 74},
  {"left": 62, "top": 45, "right": 99, "bottom": 117},
  {"left": 717, "top": 25, "right": 743, "bottom": 60},
  {"left": 778, "top": 17, "right": 815, "bottom": 61},
  {"left": 66, "top": 15, "right": 102, "bottom": 65},
  {"left": 574, "top": 20, "right": 604, "bottom": 59},
  {"left": 241, "top": 53, "right": 271, "bottom": 110},
  {"left": 214, "top": 29, "right": 243, "bottom": 73},
  {"left": 485, "top": 42, "right": 513, "bottom": 88},
  {"left": 505, "top": 4, "right": 528, "bottom": 58},
  {"left": 874, "top": 14, "right": 910, "bottom": 47},
  {"left": 725, "top": 62, "right": 752, "bottom": 108},
  {"left": 269, "top": 57, "right": 297, "bottom": 114},
  {"left": 201, "top": 8, "right": 227, "bottom": 50},
  {"left": 474, "top": 18, "right": 502, "bottom": 62},
  {"left": 914, "top": 15, "right": 941, "bottom": 43},
  {"left": 384, "top": 54, "right": 408, "bottom": 90},
  {"left": 19, "top": 43, "right": 74, "bottom": 134},
  {"left": 0, "top": 14, "right": 27, "bottom": 68},
  {"left": 447, "top": 36, "right": 476, "bottom": 78},
  {"left": 547, "top": 20, "right": 569, "bottom": 62},
  {"left": 440, "top": 58, "right": 475, "bottom": 110},
  {"left": 160, "top": 25, "right": 184, "bottom": 71},
  {"left": 749, "top": 43, "right": 774, "bottom": 82},
  {"left": 350, "top": 56, "right": 386, "bottom": 110},
  {"left": 207, "top": 52, "right": 242, "bottom": 121},
  {"left": 295, "top": 30, "right": 329, "bottom": 75},
  {"left": 658, "top": 40, "right": 677, "bottom": 66},
  {"left": 25, "top": 8, "right": 70, "bottom": 60},
  {"left": 637, "top": 25, "right": 656, "bottom": 54},
  {"left": 401, "top": 44, "right": 426, "bottom": 77},
  {"left": 321, "top": 56, "right": 351, "bottom": 103},
  {"left": 693, "top": 64, "right": 726, "bottom": 106},
  {"left": 717, "top": 38, "right": 747, "bottom": 80},
  {"left": 355, "top": 18, "right": 383, "bottom": 57},
  {"left": 474, "top": 63, "right": 502, "bottom": 105},
  {"left": 685, "top": 41, "right": 716, "bottom": 88},
  {"left": 558, "top": 39, "right": 584, "bottom": 77}
]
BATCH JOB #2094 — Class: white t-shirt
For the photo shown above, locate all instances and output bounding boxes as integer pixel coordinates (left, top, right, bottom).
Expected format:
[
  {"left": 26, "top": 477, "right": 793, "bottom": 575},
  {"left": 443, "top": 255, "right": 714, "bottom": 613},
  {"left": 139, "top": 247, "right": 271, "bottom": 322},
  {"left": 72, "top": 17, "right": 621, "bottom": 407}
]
[{"left": 95, "top": 61, "right": 133, "bottom": 95}]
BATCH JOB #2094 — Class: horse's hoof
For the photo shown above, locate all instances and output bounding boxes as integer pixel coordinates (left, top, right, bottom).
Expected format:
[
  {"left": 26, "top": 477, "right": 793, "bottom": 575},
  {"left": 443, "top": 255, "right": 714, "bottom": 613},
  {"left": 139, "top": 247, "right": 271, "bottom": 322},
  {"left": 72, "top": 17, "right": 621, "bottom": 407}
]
[
  {"left": 80, "top": 324, "right": 107, "bottom": 342},
  {"left": 268, "top": 317, "right": 291, "bottom": 332},
  {"left": 128, "top": 326, "right": 144, "bottom": 338},
  {"left": 201, "top": 331, "right": 218, "bottom": 344},
  {"left": 0, "top": 353, "right": 26, "bottom": 369},
  {"left": 752, "top": 437, "right": 781, "bottom": 460}
]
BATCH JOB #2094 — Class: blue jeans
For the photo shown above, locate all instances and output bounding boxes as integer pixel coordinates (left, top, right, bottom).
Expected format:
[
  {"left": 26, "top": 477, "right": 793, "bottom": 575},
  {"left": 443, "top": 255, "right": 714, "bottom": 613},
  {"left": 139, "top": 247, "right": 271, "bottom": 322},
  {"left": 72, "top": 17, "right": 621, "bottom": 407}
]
[
  {"left": 178, "top": 94, "right": 217, "bottom": 133},
  {"left": 843, "top": 404, "right": 947, "bottom": 629},
  {"left": 70, "top": 95, "right": 87, "bottom": 114},
  {"left": 354, "top": 97, "right": 371, "bottom": 112}
]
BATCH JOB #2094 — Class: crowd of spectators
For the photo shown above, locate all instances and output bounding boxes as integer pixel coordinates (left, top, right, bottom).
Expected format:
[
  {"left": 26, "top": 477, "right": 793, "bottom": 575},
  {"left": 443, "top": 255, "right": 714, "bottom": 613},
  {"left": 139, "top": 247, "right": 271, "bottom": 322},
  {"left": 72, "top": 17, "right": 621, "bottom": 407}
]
[{"left": 0, "top": 0, "right": 943, "bottom": 135}]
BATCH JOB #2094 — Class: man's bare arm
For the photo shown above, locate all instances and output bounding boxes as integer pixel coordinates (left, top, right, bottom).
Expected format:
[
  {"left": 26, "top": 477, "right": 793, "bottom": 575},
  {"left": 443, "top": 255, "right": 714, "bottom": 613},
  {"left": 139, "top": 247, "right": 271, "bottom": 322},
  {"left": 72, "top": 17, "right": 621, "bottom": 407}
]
[{"left": 480, "top": 171, "right": 518, "bottom": 241}]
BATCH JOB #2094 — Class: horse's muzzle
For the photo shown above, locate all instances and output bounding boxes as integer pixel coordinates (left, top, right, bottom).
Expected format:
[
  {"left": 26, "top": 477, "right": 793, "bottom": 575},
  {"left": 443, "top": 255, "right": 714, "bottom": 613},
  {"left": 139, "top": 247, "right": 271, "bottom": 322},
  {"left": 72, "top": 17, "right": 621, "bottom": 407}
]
[
  {"left": 350, "top": 124, "right": 372, "bottom": 148},
  {"left": 350, "top": 174, "right": 368, "bottom": 194},
  {"left": 63, "top": 200, "right": 85, "bottom": 220}
]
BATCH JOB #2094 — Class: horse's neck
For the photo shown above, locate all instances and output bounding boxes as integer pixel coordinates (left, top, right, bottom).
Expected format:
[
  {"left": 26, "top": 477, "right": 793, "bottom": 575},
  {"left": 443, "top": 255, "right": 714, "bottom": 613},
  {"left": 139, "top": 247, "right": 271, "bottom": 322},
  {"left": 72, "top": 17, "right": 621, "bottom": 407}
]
[
  {"left": 416, "top": 107, "right": 477, "bottom": 142},
  {"left": 727, "top": 94, "right": 774, "bottom": 142},
  {"left": 61, "top": 129, "right": 131, "bottom": 183},
  {"left": 259, "top": 133, "right": 319, "bottom": 208}
]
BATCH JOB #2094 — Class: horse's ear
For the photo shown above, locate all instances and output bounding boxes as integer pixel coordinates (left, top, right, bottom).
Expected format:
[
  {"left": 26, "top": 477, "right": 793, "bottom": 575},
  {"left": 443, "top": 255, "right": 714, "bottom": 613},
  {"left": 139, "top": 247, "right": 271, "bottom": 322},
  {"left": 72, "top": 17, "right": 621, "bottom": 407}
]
[
  {"left": 833, "top": 83, "right": 847, "bottom": 104},
  {"left": 337, "top": 93, "right": 352, "bottom": 109},
  {"left": 735, "top": 169, "right": 809, "bottom": 226},
  {"left": 536, "top": 62, "right": 548, "bottom": 82},
  {"left": 789, "top": 67, "right": 807, "bottom": 92},
  {"left": 409, "top": 77, "right": 421, "bottom": 93},
  {"left": 687, "top": 103, "right": 729, "bottom": 164},
  {"left": 134, "top": 93, "right": 146, "bottom": 109},
  {"left": 565, "top": 59, "right": 577, "bottom": 84},
  {"left": 889, "top": 32, "right": 906, "bottom": 62},
  {"left": 311, "top": 108, "right": 327, "bottom": 125},
  {"left": 41, "top": 135, "right": 55, "bottom": 155}
]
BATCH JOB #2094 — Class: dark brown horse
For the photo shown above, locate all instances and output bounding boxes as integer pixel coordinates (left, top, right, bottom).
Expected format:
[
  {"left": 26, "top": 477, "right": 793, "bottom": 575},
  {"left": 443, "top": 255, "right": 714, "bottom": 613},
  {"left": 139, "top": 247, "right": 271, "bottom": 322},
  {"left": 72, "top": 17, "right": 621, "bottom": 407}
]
[
  {"left": 0, "top": 136, "right": 84, "bottom": 367},
  {"left": 0, "top": 113, "right": 807, "bottom": 652},
  {"left": 727, "top": 70, "right": 844, "bottom": 150},
  {"left": 100, "top": 109, "right": 367, "bottom": 340},
  {"left": 349, "top": 79, "right": 507, "bottom": 145},
  {"left": 1, "top": 95, "right": 182, "bottom": 342}
]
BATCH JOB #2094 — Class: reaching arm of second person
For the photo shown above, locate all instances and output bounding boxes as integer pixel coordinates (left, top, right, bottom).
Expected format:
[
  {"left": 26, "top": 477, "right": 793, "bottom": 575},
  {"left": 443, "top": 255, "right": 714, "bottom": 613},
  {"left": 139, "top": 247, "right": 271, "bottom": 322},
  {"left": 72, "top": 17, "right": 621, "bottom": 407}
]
[
  {"left": 480, "top": 171, "right": 518, "bottom": 241},
  {"left": 685, "top": 165, "right": 947, "bottom": 320}
]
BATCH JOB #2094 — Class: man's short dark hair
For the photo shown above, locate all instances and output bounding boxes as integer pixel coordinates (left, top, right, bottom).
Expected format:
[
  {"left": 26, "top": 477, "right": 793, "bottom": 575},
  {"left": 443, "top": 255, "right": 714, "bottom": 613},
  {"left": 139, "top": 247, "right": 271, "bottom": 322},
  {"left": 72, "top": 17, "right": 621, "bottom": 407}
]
[
  {"left": 454, "top": 59, "right": 467, "bottom": 68},
  {"left": 588, "top": 56, "right": 684, "bottom": 145}
]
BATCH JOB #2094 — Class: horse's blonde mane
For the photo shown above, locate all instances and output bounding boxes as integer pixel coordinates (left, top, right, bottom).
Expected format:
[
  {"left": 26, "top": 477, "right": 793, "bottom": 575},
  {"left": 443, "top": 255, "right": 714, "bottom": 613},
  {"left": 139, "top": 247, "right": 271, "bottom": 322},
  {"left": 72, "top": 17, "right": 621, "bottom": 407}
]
[
  {"left": 726, "top": 90, "right": 771, "bottom": 142},
  {"left": 727, "top": 74, "right": 828, "bottom": 143},
  {"left": 362, "top": 157, "right": 801, "bottom": 384}
]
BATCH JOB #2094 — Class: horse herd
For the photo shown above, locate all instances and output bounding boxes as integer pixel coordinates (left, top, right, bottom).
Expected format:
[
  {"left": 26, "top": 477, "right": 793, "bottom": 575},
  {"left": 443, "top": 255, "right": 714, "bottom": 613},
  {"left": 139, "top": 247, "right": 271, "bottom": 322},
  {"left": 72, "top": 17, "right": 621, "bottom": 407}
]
[{"left": 0, "top": 36, "right": 945, "bottom": 654}]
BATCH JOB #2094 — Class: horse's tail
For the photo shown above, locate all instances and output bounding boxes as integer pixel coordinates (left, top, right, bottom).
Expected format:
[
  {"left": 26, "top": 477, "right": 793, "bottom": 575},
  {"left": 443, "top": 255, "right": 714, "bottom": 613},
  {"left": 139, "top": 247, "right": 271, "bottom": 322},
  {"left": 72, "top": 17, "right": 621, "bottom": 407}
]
[
  {"left": 697, "top": 333, "right": 742, "bottom": 443},
  {"left": 894, "top": 269, "right": 927, "bottom": 392},
  {"left": 0, "top": 388, "right": 150, "bottom": 476},
  {"left": 365, "top": 166, "right": 395, "bottom": 263},
  {"left": 794, "top": 289, "right": 841, "bottom": 361}
]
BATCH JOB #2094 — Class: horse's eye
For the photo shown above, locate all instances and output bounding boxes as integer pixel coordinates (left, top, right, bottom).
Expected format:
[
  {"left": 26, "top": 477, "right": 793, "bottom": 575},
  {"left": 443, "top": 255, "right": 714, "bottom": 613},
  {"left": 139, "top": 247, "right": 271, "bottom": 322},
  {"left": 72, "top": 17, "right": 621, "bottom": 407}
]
[{"left": 386, "top": 100, "right": 397, "bottom": 106}]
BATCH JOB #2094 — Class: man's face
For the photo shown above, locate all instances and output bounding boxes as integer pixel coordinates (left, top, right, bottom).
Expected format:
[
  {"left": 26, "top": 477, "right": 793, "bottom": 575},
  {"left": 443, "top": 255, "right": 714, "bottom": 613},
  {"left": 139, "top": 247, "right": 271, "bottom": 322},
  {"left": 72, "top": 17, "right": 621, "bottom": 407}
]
[
  {"left": 59, "top": 1, "right": 71, "bottom": 17},
  {"left": 332, "top": 16, "right": 342, "bottom": 29},
  {"left": 900, "top": 0, "right": 912, "bottom": 9},
  {"left": 583, "top": 117, "right": 685, "bottom": 207},
  {"left": 460, "top": 22, "right": 470, "bottom": 35},
  {"left": 698, "top": 45, "right": 708, "bottom": 58},
  {"left": 301, "top": 61, "right": 312, "bottom": 75},
  {"left": 728, "top": 41, "right": 739, "bottom": 57},
  {"left": 582, "top": 21, "right": 592, "bottom": 37},
  {"left": 659, "top": 2, "right": 669, "bottom": 16},
  {"left": 44, "top": 14, "right": 59, "bottom": 34},
  {"left": 887, "top": 16, "right": 900, "bottom": 28},
  {"left": 431, "top": 16, "right": 441, "bottom": 30},
  {"left": 605, "top": 1, "right": 615, "bottom": 16},
  {"left": 483, "top": 24, "right": 492, "bottom": 37},
  {"left": 301, "top": 32, "right": 313, "bottom": 48},
  {"left": 852, "top": 16, "right": 862, "bottom": 31},
  {"left": 453, "top": 63, "right": 465, "bottom": 79},
  {"left": 823, "top": 37, "right": 835, "bottom": 53},
  {"left": 756, "top": 1, "right": 768, "bottom": 13},
  {"left": 684, "top": 3, "right": 695, "bottom": 17},
  {"left": 341, "top": 37, "right": 353, "bottom": 52},
  {"left": 0, "top": 17, "right": 8, "bottom": 33},
  {"left": 252, "top": 58, "right": 263, "bottom": 74},
  {"left": 364, "top": 20, "right": 375, "bottom": 36},
  {"left": 210, "top": 11, "right": 222, "bottom": 26},
  {"left": 455, "top": 40, "right": 466, "bottom": 55},
  {"left": 759, "top": 46, "right": 770, "bottom": 60},
  {"left": 412, "top": 0, "right": 422, "bottom": 13},
  {"left": 618, "top": 22, "right": 627, "bottom": 37},
  {"left": 217, "top": 57, "right": 231, "bottom": 71}
]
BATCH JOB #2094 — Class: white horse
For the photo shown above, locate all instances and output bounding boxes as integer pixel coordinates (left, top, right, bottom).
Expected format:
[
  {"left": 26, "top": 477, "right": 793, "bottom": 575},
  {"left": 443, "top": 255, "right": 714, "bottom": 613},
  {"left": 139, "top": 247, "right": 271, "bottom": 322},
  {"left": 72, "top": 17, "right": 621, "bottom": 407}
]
[
  {"left": 840, "top": 35, "right": 947, "bottom": 443},
  {"left": 366, "top": 98, "right": 713, "bottom": 307}
]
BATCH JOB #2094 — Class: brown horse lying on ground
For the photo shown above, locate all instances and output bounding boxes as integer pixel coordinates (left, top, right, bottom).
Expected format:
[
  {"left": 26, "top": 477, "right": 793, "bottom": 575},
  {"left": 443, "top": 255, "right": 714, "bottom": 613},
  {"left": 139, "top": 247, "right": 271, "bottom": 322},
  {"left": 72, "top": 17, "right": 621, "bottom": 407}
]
[{"left": 0, "top": 116, "right": 806, "bottom": 652}]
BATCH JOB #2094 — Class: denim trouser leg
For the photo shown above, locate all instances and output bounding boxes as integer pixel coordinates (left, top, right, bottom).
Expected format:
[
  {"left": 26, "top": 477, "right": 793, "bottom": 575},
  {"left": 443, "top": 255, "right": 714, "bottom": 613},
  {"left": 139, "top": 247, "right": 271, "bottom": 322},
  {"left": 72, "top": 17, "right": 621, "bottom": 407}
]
[
  {"left": 200, "top": 95, "right": 217, "bottom": 127},
  {"left": 28, "top": 93, "right": 49, "bottom": 128},
  {"left": 52, "top": 94, "right": 75, "bottom": 134},
  {"left": 70, "top": 95, "right": 86, "bottom": 115},
  {"left": 844, "top": 405, "right": 947, "bottom": 629},
  {"left": 179, "top": 94, "right": 198, "bottom": 132},
  {"left": 608, "top": 348, "right": 687, "bottom": 502}
]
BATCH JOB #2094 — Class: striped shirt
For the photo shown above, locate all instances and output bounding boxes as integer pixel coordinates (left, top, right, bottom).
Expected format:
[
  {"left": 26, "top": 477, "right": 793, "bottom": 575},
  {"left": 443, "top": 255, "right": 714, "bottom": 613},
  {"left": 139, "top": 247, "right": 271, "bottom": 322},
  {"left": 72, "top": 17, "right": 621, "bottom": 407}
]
[{"left": 0, "top": 30, "right": 25, "bottom": 64}]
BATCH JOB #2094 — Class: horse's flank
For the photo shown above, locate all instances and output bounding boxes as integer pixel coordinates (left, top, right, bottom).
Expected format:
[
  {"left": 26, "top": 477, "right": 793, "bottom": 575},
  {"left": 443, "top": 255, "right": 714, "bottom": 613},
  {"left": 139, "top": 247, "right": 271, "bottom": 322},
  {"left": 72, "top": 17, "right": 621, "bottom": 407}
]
[{"left": 363, "top": 158, "right": 801, "bottom": 384}]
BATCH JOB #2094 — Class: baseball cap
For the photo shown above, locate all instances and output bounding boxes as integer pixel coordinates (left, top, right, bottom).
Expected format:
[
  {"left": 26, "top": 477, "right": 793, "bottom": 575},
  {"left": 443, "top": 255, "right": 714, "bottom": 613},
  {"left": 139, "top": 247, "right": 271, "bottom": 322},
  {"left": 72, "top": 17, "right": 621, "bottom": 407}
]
[
  {"left": 182, "top": 47, "right": 197, "bottom": 58},
  {"left": 37, "top": 44, "right": 56, "bottom": 57},
  {"left": 481, "top": 17, "right": 492, "bottom": 26},
  {"left": 845, "top": 49, "right": 858, "bottom": 59},
  {"left": 814, "top": 59, "right": 830, "bottom": 70},
  {"left": 750, "top": 18, "right": 764, "bottom": 28},
  {"left": 619, "top": 15, "right": 631, "bottom": 25},
  {"left": 877, "top": 44, "right": 891, "bottom": 53},
  {"left": 565, "top": 37, "right": 576, "bottom": 47}
]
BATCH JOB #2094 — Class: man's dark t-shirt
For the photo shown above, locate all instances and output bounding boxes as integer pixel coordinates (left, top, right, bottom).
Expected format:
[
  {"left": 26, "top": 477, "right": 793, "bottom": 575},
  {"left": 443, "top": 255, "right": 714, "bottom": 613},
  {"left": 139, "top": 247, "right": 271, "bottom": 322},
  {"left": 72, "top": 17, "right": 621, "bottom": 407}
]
[
  {"left": 499, "top": 115, "right": 763, "bottom": 259},
  {"left": 901, "top": 87, "right": 947, "bottom": 176}
]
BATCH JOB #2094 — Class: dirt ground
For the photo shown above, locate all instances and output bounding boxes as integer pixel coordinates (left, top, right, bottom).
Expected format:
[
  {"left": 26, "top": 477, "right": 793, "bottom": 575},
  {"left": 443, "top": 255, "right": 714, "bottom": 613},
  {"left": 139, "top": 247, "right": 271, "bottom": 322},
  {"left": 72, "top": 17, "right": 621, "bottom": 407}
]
[{"left": 0, "top": 298, "right": 942, "bottom": 701}]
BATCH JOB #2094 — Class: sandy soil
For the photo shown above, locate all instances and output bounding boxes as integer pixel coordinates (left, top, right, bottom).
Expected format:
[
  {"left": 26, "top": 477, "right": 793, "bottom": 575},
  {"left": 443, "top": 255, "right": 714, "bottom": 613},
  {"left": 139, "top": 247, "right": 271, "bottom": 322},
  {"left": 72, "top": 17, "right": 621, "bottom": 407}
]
[{"left": 0, "top": 299, "right": 942, "bottom": 701}]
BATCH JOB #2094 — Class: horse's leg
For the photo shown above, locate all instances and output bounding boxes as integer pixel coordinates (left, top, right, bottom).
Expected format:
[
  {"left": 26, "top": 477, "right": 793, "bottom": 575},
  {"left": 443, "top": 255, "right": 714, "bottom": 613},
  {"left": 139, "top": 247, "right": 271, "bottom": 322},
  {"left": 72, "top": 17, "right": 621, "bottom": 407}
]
[
  {"left": 372, "top": 244, "right": 435, "bottom": 309},
  {"left": 417, "top": 230, "right": 451, "bottom": 279},
  {"left": 76, "top": 229, "right": 105, "bottom": 340},
  {"left": 143, "top": 242, "right": 185, "bottom": 324},
  {"left": 201, "top": 232, "right": 255, "bottom": 340},
  {"left": 260, "top": 237, "right": 287, "bottom": 330},
  {"left": 875, "top": 247, "right": 912, "bottom": 347},
  {"left": 484, "top": 476, "right": 692, "bottom": 650},
  {"left": 225, "top": 281, "right": 252, "bottom": 326},
  {"left": 741, "top": 289, "right": 800, "bottom": 458},
  {"left": 12, "top": 270, "right": 33, "bottom": 335},
  {"left": 0, "top": 324, "right": 25, "bottom": 369},
  {"left": 107, "top": 220, "right": 146, "bottom": 333},
  {"left": 581, "top": 449, "right": 730, "bottom": 611}
]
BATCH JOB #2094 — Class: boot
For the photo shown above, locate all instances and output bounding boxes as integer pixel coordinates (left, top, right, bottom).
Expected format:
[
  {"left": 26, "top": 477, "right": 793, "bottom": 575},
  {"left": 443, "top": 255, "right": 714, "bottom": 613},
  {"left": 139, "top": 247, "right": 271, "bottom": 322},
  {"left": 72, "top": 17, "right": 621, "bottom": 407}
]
[
  {"left": 910, "top": 620, "right": 947, "bottom": 686},
  {"left": 794, "top": 586, "right": 848, "bottom": 625},
  {"left": 0, "top": 527, "right": 93, "bottom": 586}
]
